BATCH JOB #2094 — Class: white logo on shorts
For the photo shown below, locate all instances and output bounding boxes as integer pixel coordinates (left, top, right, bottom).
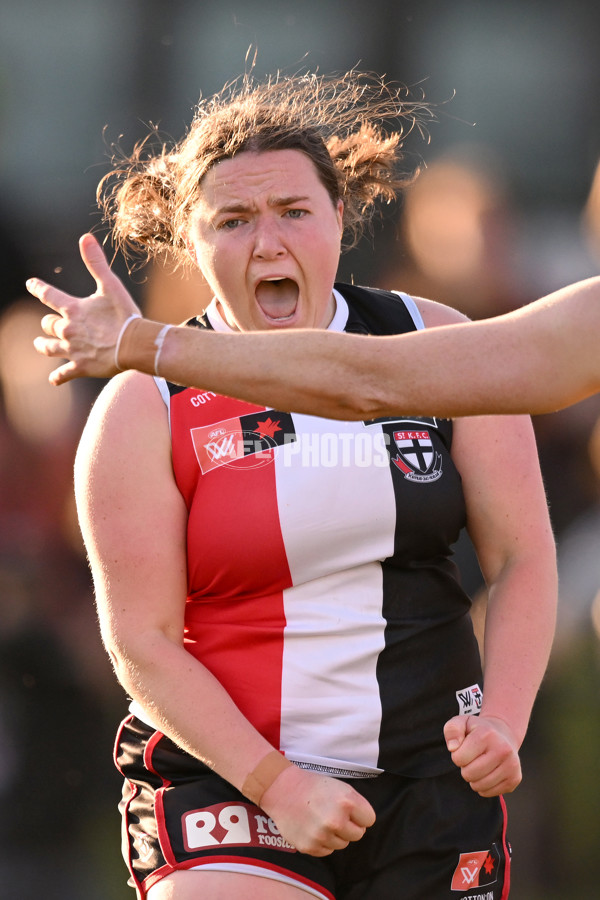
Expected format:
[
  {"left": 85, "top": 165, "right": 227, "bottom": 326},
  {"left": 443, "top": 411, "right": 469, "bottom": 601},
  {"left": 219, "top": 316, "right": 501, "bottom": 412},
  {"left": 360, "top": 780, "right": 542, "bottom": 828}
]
[
  {"left": 456, "top": 683, "right": 483, "bottom": 716},
  {"left": 182, "top": 802, "right": 296, "bottom": 853}
]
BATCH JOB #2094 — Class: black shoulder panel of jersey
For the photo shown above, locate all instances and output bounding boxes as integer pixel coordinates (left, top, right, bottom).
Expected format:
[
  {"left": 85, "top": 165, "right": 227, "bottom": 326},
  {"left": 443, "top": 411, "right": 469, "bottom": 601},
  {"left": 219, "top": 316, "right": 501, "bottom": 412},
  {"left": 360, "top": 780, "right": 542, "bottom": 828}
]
[
  {"left": 162, "top": 313, "right": 212, "bottom": 396},
  {"left": 187, "top": 312, "right": 212, "bottom": 332},
  {"left": 334, "top": 283, "right": 418, "bottom": 336}
]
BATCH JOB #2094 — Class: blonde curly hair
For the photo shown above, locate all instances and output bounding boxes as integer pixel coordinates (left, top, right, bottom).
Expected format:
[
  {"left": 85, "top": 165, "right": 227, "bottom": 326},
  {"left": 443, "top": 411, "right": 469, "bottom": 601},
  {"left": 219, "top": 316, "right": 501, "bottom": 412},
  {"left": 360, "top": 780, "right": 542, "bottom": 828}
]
[{"left": 98, "top": 70, "right": 431, "bottom": 268}]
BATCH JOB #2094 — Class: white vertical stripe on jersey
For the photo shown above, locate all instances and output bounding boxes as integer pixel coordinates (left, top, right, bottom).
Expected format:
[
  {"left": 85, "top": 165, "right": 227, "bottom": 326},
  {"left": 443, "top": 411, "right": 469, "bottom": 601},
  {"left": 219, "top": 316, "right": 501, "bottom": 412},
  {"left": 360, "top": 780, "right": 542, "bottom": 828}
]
[{"left": 275, "top": 414, "right": 397, "bottom": 771}]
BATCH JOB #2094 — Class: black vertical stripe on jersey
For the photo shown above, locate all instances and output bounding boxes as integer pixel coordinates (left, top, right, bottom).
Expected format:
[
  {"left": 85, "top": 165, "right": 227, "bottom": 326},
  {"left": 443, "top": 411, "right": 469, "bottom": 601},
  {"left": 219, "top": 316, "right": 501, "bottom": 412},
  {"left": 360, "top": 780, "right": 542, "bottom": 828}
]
[{"left": 375, "top": 415, "right": 484, "bottom": 776}]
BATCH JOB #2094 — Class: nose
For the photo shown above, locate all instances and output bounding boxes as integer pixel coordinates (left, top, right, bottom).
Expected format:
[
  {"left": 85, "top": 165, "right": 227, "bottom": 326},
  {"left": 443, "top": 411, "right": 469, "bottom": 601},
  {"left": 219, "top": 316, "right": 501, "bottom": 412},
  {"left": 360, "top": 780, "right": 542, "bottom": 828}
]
[{"left": 252, "top": 217, "right": 286, "bottom": 259}]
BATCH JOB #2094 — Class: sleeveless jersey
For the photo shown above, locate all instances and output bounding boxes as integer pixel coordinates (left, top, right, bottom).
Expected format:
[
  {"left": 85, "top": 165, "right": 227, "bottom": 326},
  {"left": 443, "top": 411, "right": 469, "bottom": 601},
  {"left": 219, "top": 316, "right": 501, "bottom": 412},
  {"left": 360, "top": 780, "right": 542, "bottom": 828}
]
[{"left": 156, "top": 285, "right": 483, "bottom": 778}]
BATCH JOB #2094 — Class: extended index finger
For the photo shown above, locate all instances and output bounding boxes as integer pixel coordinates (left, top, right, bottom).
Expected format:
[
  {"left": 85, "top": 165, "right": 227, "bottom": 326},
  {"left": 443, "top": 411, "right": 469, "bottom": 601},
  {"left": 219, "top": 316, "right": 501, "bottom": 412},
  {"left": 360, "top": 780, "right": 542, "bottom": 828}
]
[{"left": 26, "top": 276, "right": 73, "bottom": 314}]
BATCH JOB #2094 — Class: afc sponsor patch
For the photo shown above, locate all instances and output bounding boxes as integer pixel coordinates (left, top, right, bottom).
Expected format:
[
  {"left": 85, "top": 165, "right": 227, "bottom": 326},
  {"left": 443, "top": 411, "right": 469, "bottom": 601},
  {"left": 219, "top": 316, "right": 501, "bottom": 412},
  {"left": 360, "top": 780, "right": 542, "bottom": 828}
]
[
  {"left": 182, "top": 801, "right": 296, "bottom": 853},
  {"left": 191, "top": 411, "right": 296, "bottom": 473},
  {"left": 451, "top": 843, "right": 499, "bottom": 891},
  {"left": 456, "top": 683, "right": 483, "bottom": 716},
  {"left": 391, "top": 429, "right": 442, "bottom": 482}
]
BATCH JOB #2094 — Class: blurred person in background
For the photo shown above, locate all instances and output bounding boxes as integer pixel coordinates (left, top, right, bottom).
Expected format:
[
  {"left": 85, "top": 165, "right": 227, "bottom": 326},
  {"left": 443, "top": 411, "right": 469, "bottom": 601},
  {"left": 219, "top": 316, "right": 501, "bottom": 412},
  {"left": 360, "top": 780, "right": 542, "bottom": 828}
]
[
  {"left": 0, "top": 300, "right": 122, "bottom": 898},
  {"left": 376, "top": 148, "right": 528, "bottom": 322},
  {"left": 28, "top": 70, "right": 557, "bottom": 900}
]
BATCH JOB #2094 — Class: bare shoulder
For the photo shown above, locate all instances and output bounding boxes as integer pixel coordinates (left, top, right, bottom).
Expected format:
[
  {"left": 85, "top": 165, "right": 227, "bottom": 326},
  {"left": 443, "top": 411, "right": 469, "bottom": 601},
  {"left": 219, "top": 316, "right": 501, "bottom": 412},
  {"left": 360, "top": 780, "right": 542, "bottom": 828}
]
[
  {"left": 80, "top": 371, "right": 166, "bottom": 440},
  {"left": 411, "top": 296, "right": 471, "bottom": 328},
  {"left": 74, "top": 370, "right": 185, "bottom": 570},
  {"left": 84, "top": 370, "right": 165, "bottom": 425},
  {"left": 75, "top": 371, "right": 169, "bottom": 482}
]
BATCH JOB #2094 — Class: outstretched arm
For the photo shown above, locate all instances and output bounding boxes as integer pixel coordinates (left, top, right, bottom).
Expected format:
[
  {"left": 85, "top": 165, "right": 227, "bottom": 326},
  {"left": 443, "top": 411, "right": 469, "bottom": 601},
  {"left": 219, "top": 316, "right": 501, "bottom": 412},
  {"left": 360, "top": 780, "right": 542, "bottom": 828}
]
[{"left": 29, "top": 233, "right": 600, "bottom": 417}]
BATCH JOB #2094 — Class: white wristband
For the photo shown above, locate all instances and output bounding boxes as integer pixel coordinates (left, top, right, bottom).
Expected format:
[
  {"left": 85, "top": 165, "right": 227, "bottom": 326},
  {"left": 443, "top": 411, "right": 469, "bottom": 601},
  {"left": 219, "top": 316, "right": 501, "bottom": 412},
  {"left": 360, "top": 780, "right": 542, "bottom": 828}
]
[
  {"left": 153, "top": 324, "right": 173, "bottom": 376},
  {"left": 114, "top": 314, "right": 141, "bottom": 371}
]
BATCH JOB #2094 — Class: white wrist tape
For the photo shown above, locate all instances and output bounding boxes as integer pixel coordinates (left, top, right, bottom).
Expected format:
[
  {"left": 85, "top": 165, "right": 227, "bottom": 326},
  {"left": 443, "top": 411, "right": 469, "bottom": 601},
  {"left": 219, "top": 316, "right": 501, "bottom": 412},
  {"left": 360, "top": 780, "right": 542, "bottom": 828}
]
[
  {"left": 114, "top": 314, "right": 141, "bottom": 371},
  {"left": 153, "top": 324, "right": 174, "bottom": 376}
]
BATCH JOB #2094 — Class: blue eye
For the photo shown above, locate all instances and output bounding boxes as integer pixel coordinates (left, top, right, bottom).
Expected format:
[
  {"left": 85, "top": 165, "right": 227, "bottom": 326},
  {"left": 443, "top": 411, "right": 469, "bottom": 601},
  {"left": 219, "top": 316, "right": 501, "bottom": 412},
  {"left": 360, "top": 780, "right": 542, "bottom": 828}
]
[
  {"left": 286, "top": 209, "right": 306, "bottom": 219},
  {"left": 221, "top": 218, "right": 243, "bottom": 229}
]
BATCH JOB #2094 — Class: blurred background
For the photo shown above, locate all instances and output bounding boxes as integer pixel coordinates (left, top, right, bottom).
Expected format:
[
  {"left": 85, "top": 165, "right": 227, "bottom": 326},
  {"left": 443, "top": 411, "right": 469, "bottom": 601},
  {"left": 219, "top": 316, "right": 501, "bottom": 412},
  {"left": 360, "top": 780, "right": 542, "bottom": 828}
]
[{"left": 1, "top": 1, "right": 599, "bottom": 897}]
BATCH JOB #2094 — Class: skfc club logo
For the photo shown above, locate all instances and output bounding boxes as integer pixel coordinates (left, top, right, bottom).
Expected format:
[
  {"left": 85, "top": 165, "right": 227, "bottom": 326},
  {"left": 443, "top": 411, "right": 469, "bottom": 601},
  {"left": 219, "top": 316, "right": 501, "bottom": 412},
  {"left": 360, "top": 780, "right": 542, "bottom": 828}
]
[{"left": 391, "top": 429, "right": 442, "bottom": 483}]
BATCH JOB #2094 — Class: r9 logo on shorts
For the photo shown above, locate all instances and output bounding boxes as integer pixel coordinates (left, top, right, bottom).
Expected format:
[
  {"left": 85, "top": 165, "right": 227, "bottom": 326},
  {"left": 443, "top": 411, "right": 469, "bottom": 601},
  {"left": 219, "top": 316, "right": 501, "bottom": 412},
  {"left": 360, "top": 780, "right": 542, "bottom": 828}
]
[
  {"left": 183, "top": 803, "right": 251, "bottom": 849},
  {"left": 182, "top": 802, "right": 296, "bottom": 853}
]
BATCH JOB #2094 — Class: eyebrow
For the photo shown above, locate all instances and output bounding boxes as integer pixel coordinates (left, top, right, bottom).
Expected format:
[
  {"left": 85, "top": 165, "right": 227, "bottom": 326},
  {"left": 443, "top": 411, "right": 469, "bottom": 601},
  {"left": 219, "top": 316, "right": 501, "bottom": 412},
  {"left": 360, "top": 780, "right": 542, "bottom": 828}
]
[{"left": 213, "top": 195, "right": 310, "bottom": 219}]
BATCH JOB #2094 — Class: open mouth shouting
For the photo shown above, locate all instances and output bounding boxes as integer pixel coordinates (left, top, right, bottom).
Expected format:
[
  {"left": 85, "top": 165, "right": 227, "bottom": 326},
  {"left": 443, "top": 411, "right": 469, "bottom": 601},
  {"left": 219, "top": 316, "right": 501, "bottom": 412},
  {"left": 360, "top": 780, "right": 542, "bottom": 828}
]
[{"left": 255, "top": 277, "right": 300, "bottom": 324}]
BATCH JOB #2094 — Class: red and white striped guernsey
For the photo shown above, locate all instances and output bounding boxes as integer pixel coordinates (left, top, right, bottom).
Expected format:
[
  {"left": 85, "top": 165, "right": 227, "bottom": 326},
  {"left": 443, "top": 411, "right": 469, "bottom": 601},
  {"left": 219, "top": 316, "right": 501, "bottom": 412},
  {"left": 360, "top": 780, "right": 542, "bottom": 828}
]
[{"left": 154, "top": 285, "right": 483, "bottom": 778}]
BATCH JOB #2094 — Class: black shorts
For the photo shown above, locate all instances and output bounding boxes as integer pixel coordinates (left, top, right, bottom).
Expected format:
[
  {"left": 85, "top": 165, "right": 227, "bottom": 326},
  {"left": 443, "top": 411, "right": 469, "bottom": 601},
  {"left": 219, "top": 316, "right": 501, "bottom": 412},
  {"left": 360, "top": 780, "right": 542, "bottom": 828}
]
[{"left": 115, "top": 715, "right": 511, "bottom": 900}]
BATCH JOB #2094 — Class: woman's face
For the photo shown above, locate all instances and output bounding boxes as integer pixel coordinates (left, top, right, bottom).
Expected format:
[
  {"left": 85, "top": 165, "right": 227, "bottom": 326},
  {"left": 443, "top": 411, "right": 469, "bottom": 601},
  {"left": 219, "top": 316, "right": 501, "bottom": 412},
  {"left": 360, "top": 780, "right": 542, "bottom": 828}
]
[{"left": 186, "top": 149, "right": 344, "bottom": 332}]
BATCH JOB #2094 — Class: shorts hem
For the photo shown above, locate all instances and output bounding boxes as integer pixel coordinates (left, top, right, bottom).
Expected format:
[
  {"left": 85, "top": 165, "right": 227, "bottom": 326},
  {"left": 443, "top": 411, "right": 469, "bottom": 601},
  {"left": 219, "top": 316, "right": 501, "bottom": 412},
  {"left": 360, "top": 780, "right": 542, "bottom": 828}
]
[{"left": 140, "top": 855, "right": 335, "bottom": 900}]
